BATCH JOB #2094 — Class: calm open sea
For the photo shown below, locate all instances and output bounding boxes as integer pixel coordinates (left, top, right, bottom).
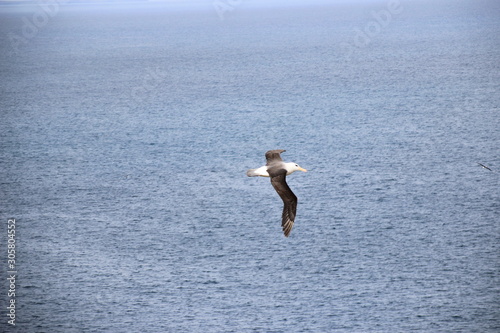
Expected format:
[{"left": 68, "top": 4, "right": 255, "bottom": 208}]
[{"left": 1, "top": 0, "right": 499, "bottom": 332}]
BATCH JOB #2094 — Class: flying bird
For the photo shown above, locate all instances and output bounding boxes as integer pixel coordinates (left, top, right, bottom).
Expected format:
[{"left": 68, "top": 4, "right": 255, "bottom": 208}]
[
  {"left": 247, "top": 150, "right": 307, "bottom": 237},
  {"left": 477, "top": 162, "right": 493, "bottom": 171}
]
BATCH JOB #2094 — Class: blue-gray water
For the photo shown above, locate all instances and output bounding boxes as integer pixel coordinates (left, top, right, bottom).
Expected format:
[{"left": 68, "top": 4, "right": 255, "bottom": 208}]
[{"left": 1, "top": 0, "right": 499, "bottom": 332}]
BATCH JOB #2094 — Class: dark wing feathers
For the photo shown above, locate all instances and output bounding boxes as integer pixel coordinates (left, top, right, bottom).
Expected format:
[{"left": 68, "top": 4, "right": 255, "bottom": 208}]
[
  {"left": 270, "top": 170, "right": 297, "bottom": 237},
  {"left": 265, "top": 149, "right": 286, "bottom": 165}
]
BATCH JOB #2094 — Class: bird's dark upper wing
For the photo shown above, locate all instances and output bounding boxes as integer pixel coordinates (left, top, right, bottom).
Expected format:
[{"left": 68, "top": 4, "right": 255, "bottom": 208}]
[
  {"left": 265, "top": 149, "right": 286, "bottom": 166},
  {"left": 270, "top": 169, "right": 297, "bottom": 237}
]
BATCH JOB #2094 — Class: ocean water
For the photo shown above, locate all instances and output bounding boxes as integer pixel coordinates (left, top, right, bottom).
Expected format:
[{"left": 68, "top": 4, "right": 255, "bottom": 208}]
[{"left": 0, "top": 0, "right": 499, "bottom": 332}]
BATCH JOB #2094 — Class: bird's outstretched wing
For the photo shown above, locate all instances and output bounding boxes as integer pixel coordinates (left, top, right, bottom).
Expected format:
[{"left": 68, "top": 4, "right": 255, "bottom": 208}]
[
  {"left": 270, "top": 170, "right": 297, "bottom": 237},
  {"left": 265, "top": 149, "right": 286, "bottom": 166}
]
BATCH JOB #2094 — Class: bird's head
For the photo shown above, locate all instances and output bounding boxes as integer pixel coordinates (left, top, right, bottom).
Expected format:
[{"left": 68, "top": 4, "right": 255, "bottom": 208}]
[{"left": 286, "top": 162, "right": 307, "bottom": 175}]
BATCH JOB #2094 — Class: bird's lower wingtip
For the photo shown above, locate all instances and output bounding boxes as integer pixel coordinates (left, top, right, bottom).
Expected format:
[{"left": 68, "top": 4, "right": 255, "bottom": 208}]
[{"left": 282, "top": 224, "right": 293, "bottom": 237}]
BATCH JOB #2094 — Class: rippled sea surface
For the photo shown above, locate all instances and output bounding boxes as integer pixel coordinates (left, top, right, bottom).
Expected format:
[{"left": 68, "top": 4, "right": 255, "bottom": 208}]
[{"left": 1, "top": 0, "right": 499, "bottom": 332}]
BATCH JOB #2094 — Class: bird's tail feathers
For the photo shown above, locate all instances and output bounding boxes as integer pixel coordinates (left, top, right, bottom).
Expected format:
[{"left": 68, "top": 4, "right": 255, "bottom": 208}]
[{"left": 246, "top": 169, "right": 259, "bottom": 177}]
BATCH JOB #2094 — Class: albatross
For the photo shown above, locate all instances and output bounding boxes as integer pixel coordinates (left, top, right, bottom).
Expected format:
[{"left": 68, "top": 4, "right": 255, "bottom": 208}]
[{"left": 247, "top": 150, "right": 307, "bottom": 237}]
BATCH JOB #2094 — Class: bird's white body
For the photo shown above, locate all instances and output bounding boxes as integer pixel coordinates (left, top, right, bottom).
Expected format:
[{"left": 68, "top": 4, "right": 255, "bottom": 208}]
[{"left": 247, "top": 162, "right": 305, "bottom": 177}]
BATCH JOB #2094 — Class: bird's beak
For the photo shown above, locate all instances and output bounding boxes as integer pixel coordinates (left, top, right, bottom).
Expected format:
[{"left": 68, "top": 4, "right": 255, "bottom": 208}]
[{"left": 298, "top": 167, "right": 307, "bottom": 172}]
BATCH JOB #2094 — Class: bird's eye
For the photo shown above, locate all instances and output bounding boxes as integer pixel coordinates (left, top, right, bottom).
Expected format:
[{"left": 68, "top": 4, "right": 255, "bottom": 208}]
[{"left": 295, "top": 164, "right": 298, "bottom": 167}]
